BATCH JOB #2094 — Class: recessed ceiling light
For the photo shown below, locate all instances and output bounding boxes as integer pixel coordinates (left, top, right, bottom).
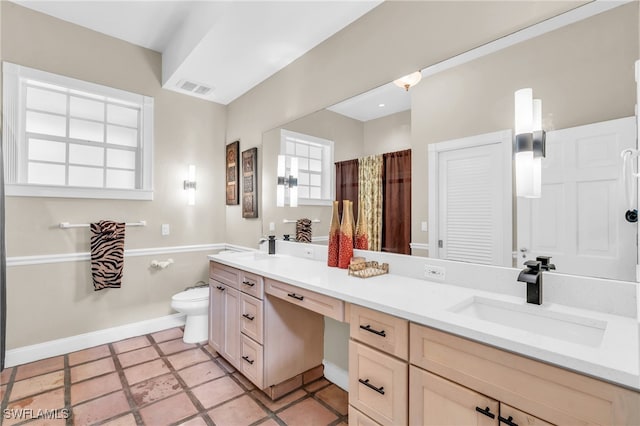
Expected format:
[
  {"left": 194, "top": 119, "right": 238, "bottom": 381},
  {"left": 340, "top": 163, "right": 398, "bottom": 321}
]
[{"left": 378, "top": 103, "right": 385, "bottom": 108}]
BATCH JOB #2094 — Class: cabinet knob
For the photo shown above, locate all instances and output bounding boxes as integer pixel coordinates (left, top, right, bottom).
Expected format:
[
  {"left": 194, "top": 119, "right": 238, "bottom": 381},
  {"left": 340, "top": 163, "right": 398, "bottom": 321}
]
[
  {"left": 242, "top": 280, "right": 255, "bottom": 287},
  {"left": 241, "top": 355, "right": 254, "bottom": 365},
  {"left": 498, "top": 415, "right": 518, "bottom": 426},
  {"left": 216, "top": 286, "right": 225, "bottom": 291},
  {"left": 475, "top": 406, "right": 495, "bottom": 419},
  {"left": 287, "top": 293, "right": 304, "bottom": 301},
  {"left": 242, "top": 313, "right": 255, "bottom": 321},
  {"left": 359, "top": 324, "right": 386, "bottom": 337}
]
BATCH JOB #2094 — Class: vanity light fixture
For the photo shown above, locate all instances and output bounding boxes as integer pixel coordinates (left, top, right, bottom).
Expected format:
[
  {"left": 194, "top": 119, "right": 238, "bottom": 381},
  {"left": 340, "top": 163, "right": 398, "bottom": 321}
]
[
  {"left": 184, "top": 164, "right": 197, "bottom": 205},
  {"left": 276, "top": 155, "right": 299, "bottom": 207},
  {"left": 514, "top": 88, "right": 545, "bottom": 198},
  {"left": 393, "top": 71, "right": 422, "bottom": 91}
]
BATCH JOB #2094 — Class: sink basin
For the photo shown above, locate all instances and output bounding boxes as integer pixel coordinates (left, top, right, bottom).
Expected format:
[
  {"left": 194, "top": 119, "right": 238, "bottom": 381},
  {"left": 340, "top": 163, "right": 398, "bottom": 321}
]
[
  {"left": 449, "top": 297, "right": 607, "bottom": 347},
  {"left": 219, "top": 251, "right": 279, "bottom": 261}
]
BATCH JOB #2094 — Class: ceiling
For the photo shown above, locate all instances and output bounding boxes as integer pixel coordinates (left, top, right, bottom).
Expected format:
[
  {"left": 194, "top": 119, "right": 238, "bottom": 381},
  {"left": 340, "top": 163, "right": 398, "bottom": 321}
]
[{"left": 14, "top": 0, "right": 382, "bottom": 105}]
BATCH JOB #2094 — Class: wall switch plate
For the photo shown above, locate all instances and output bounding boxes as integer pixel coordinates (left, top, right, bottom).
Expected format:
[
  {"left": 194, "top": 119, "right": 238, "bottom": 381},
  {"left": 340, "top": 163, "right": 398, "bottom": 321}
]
[
  {"left": 303, "top": 247, "right": 314, "bottom": 259},
  {"left": 161, "top": 224, "right": 170, "bottom": 236},
  {"left": 424, "top": 264, "right": 445, "bottom": 280},
  {"left": 269, "top": 222, "right": 275, "bottom": 231},
  {"left": 421, "top": 221, "right": 428, "bottom": 232}
]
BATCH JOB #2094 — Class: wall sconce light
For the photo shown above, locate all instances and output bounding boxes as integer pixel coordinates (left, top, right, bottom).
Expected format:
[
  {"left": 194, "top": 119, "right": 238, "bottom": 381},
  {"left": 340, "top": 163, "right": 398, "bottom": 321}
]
[
  {"left": 276, "top": 155, "right": 298, "bottom": 207},
  {"left": 514, "top": 88, "right": 546, "bottom": 198},
  {"left": 184, "top": 164, "right": 196, "bottom": 205},
  {"left": 393, "top": 71, "right": 422, "bottom": 91}
]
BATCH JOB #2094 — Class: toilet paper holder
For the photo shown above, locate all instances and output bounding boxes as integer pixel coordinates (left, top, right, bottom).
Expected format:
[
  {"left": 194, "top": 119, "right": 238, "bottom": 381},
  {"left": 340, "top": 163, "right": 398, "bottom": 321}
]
[{"left": 151, "top": 259, "right": 174, "bottom": 269}]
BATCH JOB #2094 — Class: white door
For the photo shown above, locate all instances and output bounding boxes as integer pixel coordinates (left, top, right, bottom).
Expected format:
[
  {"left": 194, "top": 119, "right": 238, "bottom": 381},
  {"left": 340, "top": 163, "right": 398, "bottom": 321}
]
[
  {"left": 429, "top": 130, "right": 512, "bottom": 266},
  {"left": 516, "top": 117, "right": 636, "bottom": 281}
]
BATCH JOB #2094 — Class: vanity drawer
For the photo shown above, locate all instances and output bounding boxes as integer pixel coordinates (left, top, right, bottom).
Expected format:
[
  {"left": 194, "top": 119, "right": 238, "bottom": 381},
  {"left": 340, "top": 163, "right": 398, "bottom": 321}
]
[
  {"left": 265, "top": 278, "right": 344, "bottom": 321},
  {"left": 209, "top": 262, "right": 240, "bottom": 289},
  {"left": 350, "top": 305, "right": 408, "bottom": 360},
  {"left": 349, "top": 340, "right": 408, "bottom": 426},
  {"left": 240, "top": 334, "right": 264, "bottom": 389},
  {"left": 240, "top": 293, "right": 263, "bottom": 344},
  {"left": 349, "top": 405, "right": 382, "bottom": 426},
  {"left": 240, "top": 271, "right": 264, "bottom": 299}
]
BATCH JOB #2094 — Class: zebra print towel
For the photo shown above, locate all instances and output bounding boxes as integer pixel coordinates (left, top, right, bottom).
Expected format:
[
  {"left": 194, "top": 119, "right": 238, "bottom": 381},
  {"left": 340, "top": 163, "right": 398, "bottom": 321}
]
[
  {"left": 90, "top": 220, "right": 125, "bottom": 291},
  {"left": 296, "top": 218, "right": 312, "bottom": 243}
]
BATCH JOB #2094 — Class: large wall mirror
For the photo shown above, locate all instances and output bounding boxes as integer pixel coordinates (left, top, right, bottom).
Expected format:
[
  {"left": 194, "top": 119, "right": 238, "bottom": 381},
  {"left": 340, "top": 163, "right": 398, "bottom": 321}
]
[{"left": 261, "top": 2, "right": 639, "bottom": 282}]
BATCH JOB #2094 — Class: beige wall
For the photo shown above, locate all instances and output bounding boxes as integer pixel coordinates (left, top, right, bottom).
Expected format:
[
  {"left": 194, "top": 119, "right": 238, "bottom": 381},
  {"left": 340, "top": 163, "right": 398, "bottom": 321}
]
[
  {"left": 362, "top": 110, "right": 411, "bottom": 157},
  {"left": 2, "top": 3, "right": 227, "bottom": 349}
]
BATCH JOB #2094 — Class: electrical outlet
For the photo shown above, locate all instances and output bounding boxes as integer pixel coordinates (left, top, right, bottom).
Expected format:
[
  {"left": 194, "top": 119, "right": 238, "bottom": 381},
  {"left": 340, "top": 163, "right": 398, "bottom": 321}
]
[
  {"left": 421, "top": 221, "right": 428, "bottom": 232},
  {"left": 303, "top": 247, "right": 314, "bottom": 259},
  {"left": 424, "top": 264, "right": 445, "bottom": 280},
  {"left": 161, "top": 224, "right": 170, "bottom": 236},
  {"left": 269, "top": 222, "right": 275, "bottom": 232}
]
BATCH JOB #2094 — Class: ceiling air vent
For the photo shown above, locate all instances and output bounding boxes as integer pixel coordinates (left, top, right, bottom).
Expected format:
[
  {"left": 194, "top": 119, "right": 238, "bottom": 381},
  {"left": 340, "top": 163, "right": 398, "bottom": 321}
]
[{"left": 176, "top": 79, "right": 214, "bottom": 97}]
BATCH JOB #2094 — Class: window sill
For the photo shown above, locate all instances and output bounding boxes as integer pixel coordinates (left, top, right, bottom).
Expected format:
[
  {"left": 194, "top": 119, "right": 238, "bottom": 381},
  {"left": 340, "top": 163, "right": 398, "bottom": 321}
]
[{"left": 5, "top": 184, "right": 153, "bottom": 201}]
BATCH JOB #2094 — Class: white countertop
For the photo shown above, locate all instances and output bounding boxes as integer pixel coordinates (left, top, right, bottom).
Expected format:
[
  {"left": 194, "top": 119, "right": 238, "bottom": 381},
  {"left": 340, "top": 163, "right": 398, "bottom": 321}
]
[{"left": 208, "top": 252, "right": 640, "bottom": 391}]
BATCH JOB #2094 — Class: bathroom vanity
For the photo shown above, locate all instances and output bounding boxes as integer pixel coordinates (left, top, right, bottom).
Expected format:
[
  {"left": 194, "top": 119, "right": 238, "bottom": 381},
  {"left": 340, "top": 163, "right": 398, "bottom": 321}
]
[{"left": 208, "top": 251, "right": 640, "bottom": 425}]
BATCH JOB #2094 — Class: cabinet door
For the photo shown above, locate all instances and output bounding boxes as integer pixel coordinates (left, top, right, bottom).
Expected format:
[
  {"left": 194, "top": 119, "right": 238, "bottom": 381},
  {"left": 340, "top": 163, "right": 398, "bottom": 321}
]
[
  {"left": 410, "top": 366, "right": 498, "bottom": 426},
  {"left": 240, "top": 293, "right": 264, "bottom": 344},
  {"left": 500, "top": 404, "right": 555, "bottom": 426},
  {"left": 223, "top": 286, "right": 241, "bottom": 367},
  {"left": 208, "top": 279, "right": 226, "bottom": 354},
  {"left": 349, "top": 340, "right": 408, "bottom": 426}
]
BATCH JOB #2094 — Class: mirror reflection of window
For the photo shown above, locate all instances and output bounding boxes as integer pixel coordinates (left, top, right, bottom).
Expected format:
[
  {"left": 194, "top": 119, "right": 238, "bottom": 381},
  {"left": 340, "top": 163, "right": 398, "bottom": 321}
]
[{"left": 280, "top": 129, "right": 334, "bottom": 205}]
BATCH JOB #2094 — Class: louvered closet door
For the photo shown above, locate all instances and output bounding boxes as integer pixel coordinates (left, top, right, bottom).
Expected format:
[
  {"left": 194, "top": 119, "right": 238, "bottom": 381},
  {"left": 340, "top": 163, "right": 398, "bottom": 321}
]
[{"left": 437, "top": 143, "right": 506, "bottom": 265}]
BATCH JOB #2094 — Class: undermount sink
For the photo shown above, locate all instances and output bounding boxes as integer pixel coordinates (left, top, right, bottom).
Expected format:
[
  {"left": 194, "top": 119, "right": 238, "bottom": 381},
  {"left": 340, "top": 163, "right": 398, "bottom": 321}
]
[
  {"left": 221, "top": 251, "right": 279, "bottom": 261},
  {"left": 448, "top": 296, "right": 607, "bottom": 347}
]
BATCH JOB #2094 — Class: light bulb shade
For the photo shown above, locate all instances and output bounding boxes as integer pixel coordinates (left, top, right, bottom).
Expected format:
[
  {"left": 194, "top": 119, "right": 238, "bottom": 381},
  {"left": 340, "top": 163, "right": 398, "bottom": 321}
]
[
  {"left": 531, "top": 156, "right": 542, "bottom": 198},
  {"left": 516, "top": 150, "right": 535, "bottom": 198},
  {"left": 187, "top": 188, "right": 195, "bottom": 205},
  {"left": 277, "top": 185, "right": 285, "bottom": 207},
  {"left": 514, "top": 88, "right": 533, "bottom": 135},
  {"left": 290, "top": 157, "right": 298, "bottom": 180},
  {"left": 532, "top": 98, "right": 542, "bottom": 132},
  {"left": 393, "top": 71, "right": 422, "bottom": 90},
  {"left": 289, "top": 186, "right": 298, "bottom": 208},
  {"left": 184, "top": 164, "right": 196, "bottom": 205}
]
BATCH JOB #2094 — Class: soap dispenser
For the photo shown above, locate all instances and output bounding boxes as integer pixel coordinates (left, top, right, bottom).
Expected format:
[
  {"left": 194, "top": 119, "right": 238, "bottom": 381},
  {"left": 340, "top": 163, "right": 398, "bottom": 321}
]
[{"left": 268, "top": 235, "right": 276, "bottom": 255}]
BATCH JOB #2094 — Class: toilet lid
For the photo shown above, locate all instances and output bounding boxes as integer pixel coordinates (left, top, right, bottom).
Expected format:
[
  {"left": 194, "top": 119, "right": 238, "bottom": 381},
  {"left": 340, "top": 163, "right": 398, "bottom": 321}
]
[{"left": 172, "top": 287, "right": 209, "bottom": 302}]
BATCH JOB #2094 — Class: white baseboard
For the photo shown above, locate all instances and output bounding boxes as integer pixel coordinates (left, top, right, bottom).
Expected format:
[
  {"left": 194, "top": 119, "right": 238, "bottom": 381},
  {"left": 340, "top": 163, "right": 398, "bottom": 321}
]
[
  {"left": 5, "top": 313, "right": 186, "bottom": 367},
  {"left": 323, "top": 359, "right": 349, "bottom": 392}
]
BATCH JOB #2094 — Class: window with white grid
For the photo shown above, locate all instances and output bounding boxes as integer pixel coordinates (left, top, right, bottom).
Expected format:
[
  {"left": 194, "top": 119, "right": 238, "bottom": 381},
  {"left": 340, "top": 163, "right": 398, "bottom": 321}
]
[
  {"left": 2, "top": 62, "right": 153, "bottom": 200},
  {"left": 280, "top": 129, "right": 334, "bottom": 205}
]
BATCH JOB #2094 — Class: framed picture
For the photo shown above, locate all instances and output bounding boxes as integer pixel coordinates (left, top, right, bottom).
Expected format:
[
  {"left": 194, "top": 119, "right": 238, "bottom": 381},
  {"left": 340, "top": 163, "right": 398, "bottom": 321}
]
[
  {"left": 226, "top": 141, "right": 239, "bottom": 205},
  {"left": 242, "top": 147, "right": 258, "bottom": 218}
]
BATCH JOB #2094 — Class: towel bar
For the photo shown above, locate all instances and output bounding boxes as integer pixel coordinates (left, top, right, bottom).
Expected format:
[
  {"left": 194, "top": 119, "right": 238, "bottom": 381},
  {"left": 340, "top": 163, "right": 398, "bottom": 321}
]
[
  {"left": 59, "top": 220, "right": 147, "bottom": 229},
  {"left": 282, "top": 219, "right": 320, "bottom": 224}
]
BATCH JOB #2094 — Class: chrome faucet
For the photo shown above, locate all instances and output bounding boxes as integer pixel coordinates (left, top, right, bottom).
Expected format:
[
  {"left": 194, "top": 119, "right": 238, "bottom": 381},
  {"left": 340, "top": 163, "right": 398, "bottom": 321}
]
[{"left": 517, "top": 260, "right": 543, "bottom": 305}]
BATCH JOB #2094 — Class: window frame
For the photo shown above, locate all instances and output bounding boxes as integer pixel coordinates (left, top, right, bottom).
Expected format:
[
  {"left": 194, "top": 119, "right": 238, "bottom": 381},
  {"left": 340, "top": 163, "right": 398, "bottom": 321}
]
[
  {"left": 2, "top": 62, "right": 154, "bottom": 200},
  {"left": 280, "top": 129, "right": 334, "bottom": 206}
]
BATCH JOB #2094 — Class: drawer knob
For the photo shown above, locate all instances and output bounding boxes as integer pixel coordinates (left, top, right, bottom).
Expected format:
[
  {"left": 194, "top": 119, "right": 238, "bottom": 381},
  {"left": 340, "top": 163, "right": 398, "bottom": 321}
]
[
  {"left": 358, "top": 378, "right": 385, "bottom": 395},
  {"left": 241, "top": 355, "right": 255, "bottom": 365},
  {"left": 242, "top": 313, "right": 255, "bottom": 321},
  {"left": 216, "top": 286, "right": 225, "bottom": 291},
  {"left": 498, "top": 415, "right": 518, "bottom": 426},
  {"left": 242, "top": 280, "right": 255, "bottom": 287},
  {"left": 287, "top": 293, "right": 304, "bottom": 301},
  {"left": 475, "top": 406, "right": 495, "bottom": 419},
  {"left": 359, "top": 324, "right": 386, "bottom": 337}
]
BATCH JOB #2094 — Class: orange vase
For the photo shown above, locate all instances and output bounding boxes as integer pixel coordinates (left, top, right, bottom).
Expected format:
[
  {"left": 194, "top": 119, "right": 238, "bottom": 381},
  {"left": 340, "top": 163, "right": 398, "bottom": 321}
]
[
  {"left": 338, "top": 200, "right": 354, "bottom": 269},
  {"left": 327, "top": 201, "right": 340, "bottom": 267},
  {"left": 355, "top": 201, "right": 369, "bottom": 250}
]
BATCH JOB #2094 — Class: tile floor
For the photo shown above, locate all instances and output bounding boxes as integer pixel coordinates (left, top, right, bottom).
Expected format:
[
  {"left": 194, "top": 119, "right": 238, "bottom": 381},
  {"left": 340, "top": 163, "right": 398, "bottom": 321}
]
[{"left": 0, "top": 328, "right": 348, "bottom": 426}]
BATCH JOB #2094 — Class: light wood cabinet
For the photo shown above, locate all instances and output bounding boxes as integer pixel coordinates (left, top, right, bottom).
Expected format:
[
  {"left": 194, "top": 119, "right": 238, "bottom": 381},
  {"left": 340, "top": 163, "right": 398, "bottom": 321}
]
[
  {"left": 208, "top": 280, "right": 240, "bottom": 367},
  {"left": 349, "top": 340, "right": 408, "bottom": 425},
  {"left": 210, "top": 261, "right": 324, "bottom": 400},
  {"left": 350, "top": 304, "right": 408, "bottom": 360},
  {"left": 349, "top": 405, "right": 382, "bottom": 426},
  {"left": 265, "top": 278, "right": 344, "bottom": 321},
  {"left": 410, "top": 323, "right": 640, "bottom": 425}
]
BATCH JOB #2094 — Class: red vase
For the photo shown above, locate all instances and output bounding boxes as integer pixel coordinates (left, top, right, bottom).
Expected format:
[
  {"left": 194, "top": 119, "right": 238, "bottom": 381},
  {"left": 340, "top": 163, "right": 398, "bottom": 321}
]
[
  {"left": 327, "top": 201, "right": 340, "bottom": 267},
  {"left": 355, "top": 201, "right": 369, "bottom": 250},
  {"left": 338, "top": 200, "right": 354, "bottom": 269}
]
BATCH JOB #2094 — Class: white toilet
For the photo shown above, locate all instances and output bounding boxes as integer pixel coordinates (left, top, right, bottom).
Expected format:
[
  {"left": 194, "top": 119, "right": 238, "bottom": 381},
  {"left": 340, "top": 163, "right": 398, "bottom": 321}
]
[{"left": 171, "top": 287, "right": 209, "bottom": 343}]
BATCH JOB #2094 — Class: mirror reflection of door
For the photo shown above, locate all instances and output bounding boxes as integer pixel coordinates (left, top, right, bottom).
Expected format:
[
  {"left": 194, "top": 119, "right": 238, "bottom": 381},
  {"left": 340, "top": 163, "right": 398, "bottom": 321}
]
[
  {"left": 517, "top": 117, "right": 637, "bottom": 281},
  {"left": 428, "top": 130, "right": 513, "bottom": 266}
]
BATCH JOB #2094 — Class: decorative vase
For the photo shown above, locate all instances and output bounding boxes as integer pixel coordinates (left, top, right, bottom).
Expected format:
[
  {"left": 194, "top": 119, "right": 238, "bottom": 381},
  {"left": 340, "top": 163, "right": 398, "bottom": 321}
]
[
  {"left": 355, "top": 201, "right": 369, "bottom": 250},
  {"left": 327, "top": 201, "right": 340, "bottom": 267},
  {"left": 338, "top": 200, "right": 354, "bottom": 269}
]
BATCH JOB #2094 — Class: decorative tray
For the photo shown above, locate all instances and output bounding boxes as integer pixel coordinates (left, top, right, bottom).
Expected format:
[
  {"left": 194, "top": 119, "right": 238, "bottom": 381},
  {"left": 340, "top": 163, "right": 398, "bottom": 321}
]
[{"left": 348, "top": 260, "right": 389, "bottom": 278}]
